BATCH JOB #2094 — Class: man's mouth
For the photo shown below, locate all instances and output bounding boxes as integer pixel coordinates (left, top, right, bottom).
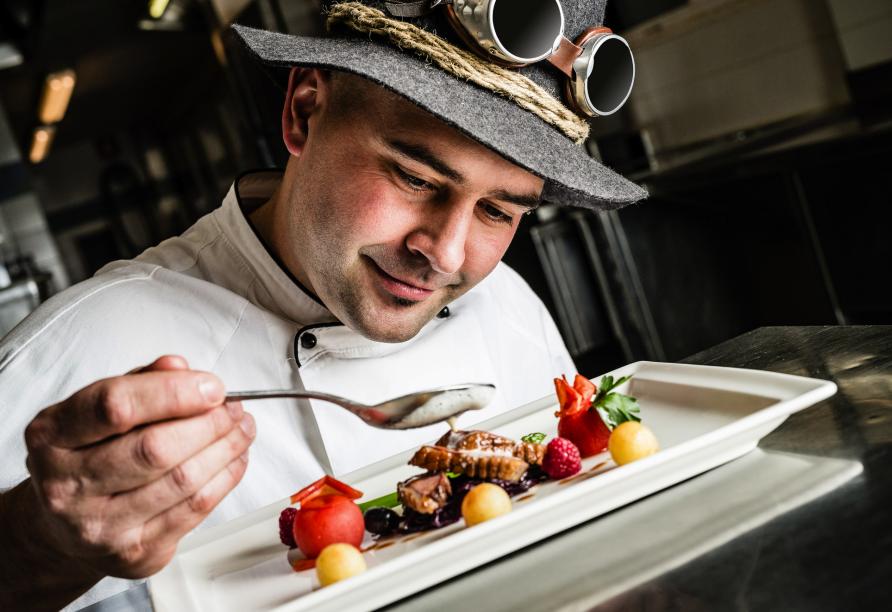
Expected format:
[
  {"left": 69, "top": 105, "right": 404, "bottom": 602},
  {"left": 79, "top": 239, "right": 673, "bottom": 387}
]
[{"left": 366, "top": 258, "right": 437, "bottom": 302}]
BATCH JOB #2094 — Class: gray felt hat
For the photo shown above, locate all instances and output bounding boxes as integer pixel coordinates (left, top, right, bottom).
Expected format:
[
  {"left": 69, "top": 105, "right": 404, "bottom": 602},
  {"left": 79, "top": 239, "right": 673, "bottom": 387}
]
[{"left": 231, "top": 0, "right": 647, "bottom": 210}]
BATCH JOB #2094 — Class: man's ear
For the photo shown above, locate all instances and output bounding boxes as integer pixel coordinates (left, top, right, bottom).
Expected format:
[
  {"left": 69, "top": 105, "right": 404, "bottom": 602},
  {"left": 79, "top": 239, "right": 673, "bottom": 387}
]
[{"left": 282, "top": 68, "right": 330, "bottom": 157}]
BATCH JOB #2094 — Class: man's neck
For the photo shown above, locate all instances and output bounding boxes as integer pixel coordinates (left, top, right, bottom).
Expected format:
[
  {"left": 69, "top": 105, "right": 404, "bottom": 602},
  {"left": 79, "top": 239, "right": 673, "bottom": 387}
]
[
  {"left": 248, "top": 196, "right": 277, "bottom": 250},
  {"left": 246, "top": 185, "right": 327, "bottom": 309}
]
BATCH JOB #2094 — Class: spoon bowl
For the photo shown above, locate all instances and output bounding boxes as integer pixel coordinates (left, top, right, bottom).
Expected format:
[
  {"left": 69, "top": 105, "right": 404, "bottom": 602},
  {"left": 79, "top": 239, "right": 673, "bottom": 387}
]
[{"left": 225, "top": 383, "right": 496, "bottom": 429}]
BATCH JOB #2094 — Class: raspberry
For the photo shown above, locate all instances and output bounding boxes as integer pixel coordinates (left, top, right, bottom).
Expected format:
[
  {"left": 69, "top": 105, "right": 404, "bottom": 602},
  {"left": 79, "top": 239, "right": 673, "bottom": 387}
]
[
  {"left": 542, "top": 437, "right": 582, "bottom": 479},
  {"left": 278, "top": 507, "right": 298, "bottom": 548}
]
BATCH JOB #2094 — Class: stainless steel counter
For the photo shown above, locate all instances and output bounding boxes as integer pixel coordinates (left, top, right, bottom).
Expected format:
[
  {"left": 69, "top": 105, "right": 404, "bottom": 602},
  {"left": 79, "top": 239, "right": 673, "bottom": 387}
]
[{"left": 87, "top": 326, "right": 891, "bottom": 611}]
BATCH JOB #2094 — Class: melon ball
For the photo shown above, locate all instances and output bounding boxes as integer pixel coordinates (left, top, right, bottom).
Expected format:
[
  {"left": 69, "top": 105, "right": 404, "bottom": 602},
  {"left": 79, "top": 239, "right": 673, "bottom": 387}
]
[
  {"left": 316, "top": 543, "right": 367, "bottom": 587},
  {"left": 461, "top": 483, "right": 512, "bottom": 526},
  {"left": 608, "top": 421, "right": 659, "bottom": 465}
]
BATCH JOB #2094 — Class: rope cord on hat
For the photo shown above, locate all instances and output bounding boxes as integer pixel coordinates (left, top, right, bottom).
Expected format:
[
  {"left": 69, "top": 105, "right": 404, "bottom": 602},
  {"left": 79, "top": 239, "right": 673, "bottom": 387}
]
[{"left": 325, "top": 2, "right": 590, "bottom": 144}]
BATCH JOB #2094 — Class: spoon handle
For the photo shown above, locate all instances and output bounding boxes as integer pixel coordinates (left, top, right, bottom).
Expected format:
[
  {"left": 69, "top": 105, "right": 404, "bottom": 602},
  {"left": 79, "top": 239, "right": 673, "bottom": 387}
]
[{"left": 225, "top": 389, "right": 357, "bottom": 409}]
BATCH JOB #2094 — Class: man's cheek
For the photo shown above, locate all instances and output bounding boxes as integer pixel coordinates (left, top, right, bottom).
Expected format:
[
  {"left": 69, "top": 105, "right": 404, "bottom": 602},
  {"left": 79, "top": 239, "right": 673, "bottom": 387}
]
[
  {"left": 347, "top": 189, "right": 415, "bottom": 237},
  {"left": 466, "top": 231, "right": 512, "bottom": 276},
  {"left": 453, "top": 252, "right": 506, "bottom": 292}
]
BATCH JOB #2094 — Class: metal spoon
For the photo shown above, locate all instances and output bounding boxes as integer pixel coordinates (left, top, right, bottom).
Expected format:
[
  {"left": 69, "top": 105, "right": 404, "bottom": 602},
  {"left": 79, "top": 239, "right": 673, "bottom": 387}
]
[{"left": 225, "top": 383, "right": 496, "bottom": 429}]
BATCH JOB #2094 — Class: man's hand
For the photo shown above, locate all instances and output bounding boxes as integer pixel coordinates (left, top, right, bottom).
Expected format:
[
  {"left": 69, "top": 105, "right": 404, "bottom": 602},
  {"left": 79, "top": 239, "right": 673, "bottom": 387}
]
[{"left": 0, "top": 355, "right": 255, "bottom": 609}]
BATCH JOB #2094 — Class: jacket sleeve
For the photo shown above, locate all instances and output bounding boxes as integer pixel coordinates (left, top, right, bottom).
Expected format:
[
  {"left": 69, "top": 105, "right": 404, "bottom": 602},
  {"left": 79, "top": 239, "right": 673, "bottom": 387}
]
[{"left": 0, "top": 265, "right": 238, "bottom": 491}]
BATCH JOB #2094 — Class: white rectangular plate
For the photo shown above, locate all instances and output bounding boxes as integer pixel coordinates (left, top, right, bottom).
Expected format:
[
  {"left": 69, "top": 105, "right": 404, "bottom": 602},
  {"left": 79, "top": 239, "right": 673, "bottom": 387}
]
[{"left": 149, "top": 361, "right": 837, "bottom": 612}]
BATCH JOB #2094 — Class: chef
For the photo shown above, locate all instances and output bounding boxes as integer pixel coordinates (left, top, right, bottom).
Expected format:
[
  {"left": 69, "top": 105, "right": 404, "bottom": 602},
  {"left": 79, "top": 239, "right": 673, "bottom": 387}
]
[{"left": 0, "top": 1, "right": 645, "bottom": 609}]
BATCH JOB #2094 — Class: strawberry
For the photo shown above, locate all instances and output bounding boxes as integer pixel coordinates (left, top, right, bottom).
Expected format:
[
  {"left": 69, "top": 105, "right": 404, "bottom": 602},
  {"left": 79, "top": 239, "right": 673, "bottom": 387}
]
[
  {"left": 554, "top": 374, "right": 610, "bottom": 457},
  {"left": 542, "top": 437, "right": 582, "bottom": 479},
  {"left": 557, "top": 407, "right": 610, "bottom": 457}
]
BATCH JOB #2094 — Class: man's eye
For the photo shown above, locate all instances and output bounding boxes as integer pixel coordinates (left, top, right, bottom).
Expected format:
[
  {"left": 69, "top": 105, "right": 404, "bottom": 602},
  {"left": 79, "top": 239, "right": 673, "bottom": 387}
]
[
  {"left": 395, "top": 167, "right": 433, "bottom": 192},
  {"left": 481, "top": 203, "right": 513, "bottom": 225}
]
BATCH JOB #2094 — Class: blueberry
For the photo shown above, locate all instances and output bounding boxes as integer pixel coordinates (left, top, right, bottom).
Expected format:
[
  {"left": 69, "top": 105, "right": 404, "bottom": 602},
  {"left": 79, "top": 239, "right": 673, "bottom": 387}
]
[{"left": 364, "top": 507, "right": 400, "bottom": 535}]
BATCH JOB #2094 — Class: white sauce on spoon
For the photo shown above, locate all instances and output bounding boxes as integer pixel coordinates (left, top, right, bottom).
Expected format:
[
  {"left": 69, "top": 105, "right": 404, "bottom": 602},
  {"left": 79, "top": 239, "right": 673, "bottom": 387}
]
[{"left": 395, "top": 386, "right": 494, "bottom": 428}]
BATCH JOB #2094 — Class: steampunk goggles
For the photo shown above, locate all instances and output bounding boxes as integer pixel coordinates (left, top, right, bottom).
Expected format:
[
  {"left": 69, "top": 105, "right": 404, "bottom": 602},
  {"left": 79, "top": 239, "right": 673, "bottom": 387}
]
[{"left": 385, "top": 0, "right": 636, "bottom": 117}]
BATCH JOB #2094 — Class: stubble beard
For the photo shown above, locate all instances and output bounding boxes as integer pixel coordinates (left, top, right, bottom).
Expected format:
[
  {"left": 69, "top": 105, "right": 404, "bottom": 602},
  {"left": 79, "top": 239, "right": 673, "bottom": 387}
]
[
  {"left": 295, "top": 194, "right": 464, "bottom": 343},
  {"left": 331, "top": 262, "right": 452, "bottom": 343}
]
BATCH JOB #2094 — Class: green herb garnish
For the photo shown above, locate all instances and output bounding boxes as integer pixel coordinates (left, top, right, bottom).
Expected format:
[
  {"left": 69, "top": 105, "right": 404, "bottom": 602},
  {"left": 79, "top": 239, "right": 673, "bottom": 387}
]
[
  {"left": 357, "top": 491, "right": 399, "bottom": 512},
  {"left": 593, "top": 375, "right": 640, "bottom": 429},
  {"left": 521, "top": 432, "right": 547, "bottom": 444}
]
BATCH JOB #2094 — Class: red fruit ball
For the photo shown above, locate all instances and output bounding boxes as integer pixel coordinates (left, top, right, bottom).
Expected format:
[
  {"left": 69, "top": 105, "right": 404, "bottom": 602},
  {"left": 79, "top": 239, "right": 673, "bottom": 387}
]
[
  {"left": 293, "top": 494, "right": 364, "bottom": 559},
  {"left": 542, "top": 437, "right": 582, "bottom": 479},
  {"left": 558, "top": 408, "right": 610, "bottom": 458},
  {"left": 278, "top": 507, "right": 298, "bottom": 548}
]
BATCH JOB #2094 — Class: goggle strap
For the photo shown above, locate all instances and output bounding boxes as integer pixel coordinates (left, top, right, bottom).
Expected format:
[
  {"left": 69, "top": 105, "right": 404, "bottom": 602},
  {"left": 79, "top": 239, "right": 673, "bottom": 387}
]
[
  {"left": 575, "top": 26, "right": 614, "bottom": 47},
  {"left": 547, "top": 37, "right": 583, "bottom": 79},
  {"left": 560, "top": 27, "right": 615, "bottom": 84}
]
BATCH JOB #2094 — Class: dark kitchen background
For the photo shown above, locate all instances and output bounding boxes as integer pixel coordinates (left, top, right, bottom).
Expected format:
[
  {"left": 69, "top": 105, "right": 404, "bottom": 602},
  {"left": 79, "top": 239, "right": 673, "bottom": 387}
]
[{"left": 1, "top": 0, "right": 890, "bottom": 375}]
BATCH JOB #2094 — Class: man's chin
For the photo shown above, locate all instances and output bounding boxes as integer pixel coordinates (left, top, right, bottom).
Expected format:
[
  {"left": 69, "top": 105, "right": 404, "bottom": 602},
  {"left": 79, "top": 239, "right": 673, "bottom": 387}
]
[
  {"left": 363, "top": 327, "right": 421, "bottom": 343},
  {"left": 348, "top": 301, "right": 439, "bottom": 343},
  {"left": 332, "top": 275, "right": 457, "bottom": 342},
  {"left": 350, "top": 318, "right": 426, "bottom": 343}
]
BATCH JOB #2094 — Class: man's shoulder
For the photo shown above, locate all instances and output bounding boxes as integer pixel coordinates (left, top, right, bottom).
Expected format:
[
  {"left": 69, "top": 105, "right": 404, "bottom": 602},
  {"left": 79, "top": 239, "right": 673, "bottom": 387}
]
[{"left": 0, "top": 260, "right": 250, "bottom": 373}]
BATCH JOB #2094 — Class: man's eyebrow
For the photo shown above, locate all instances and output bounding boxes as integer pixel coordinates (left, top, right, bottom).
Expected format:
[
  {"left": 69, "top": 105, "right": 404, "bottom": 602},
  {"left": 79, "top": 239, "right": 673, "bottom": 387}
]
[
  {"left": 385, "top": 139, "right": 465, "bottom": 184},
  {"left": 488, "top": 189, "right": 541, "bottom": 211},
  {"left": 385, "top": 138, "right": 541, "bottom": 210}
]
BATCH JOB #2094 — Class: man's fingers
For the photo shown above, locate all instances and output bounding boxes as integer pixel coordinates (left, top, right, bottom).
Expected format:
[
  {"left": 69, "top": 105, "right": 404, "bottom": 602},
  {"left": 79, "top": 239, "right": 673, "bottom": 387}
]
[
  {"left": 116, "top": 412, "right": 254, "bottom": 519},
  {"left": 32, "top": 370, "right": 226, "bottom": 449},
  {"left": 142, "top": 452, "right": 250, "bottom": 545},
  {"left": 78, "top": 403, "right": 248, "bottom": 494},
  {"left": 128, "top": 355, "right": 190, "bottom": 375}
]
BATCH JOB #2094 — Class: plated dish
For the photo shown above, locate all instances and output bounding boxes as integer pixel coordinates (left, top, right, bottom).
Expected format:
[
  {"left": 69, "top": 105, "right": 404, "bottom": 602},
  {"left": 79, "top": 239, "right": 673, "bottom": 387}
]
[{"left": 149, "top": 361, "right": 837, "bottom": 612}]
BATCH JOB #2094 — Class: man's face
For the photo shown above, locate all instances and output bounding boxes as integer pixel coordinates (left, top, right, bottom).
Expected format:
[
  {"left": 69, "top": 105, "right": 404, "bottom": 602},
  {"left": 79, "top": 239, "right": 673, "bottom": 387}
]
[{"left": 273, "top": 71, "right": 544, "bottom": 342}]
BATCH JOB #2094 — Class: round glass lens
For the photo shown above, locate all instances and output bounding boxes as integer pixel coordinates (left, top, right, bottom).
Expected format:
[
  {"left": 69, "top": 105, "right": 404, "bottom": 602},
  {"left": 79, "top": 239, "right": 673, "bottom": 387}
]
[
  {"left": 586, "top": 37, "right": 634, "bottom": 114},
  {"left": 492, "top": 0, "right": 562, "bottom": 61}
]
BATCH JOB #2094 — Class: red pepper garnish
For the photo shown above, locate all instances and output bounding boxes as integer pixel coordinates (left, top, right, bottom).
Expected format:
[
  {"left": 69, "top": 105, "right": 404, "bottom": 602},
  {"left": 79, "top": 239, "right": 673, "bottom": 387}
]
[
  {"left": 289, "top": 475, "right": 363, "bottom": 505},
  {"left": 290, "top": 558, "right": 316, "bottom": 572},
  {"left": 553, "top": 374, "right": 597, "bottom": 418}
]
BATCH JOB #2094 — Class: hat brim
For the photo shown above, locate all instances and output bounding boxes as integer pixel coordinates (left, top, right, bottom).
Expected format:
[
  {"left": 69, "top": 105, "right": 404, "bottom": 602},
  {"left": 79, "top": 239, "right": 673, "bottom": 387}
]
[{"left": 231, "top": 25, "right": 647, "bottom": 210}]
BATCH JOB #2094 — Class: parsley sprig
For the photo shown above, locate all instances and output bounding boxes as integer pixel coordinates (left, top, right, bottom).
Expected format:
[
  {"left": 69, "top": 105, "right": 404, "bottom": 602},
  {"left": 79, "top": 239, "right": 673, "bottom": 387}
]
[
  {"left": 521, "top": 432, "right": 546, "bottom": 444},
  {"left": 592, "top": 375, "right": 640, "bottom": 429}
]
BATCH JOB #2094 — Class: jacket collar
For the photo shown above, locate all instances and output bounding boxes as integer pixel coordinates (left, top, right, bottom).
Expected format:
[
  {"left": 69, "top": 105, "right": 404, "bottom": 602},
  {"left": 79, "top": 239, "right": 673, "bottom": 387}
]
[{"left": 215, "top": 169, "right": 336, "bottom": 325}]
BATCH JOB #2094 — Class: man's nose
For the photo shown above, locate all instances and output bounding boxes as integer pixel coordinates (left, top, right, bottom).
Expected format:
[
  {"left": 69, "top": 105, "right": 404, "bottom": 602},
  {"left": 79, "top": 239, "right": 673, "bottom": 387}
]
[{"left": 405, "top": 201, "right": 472, "bottom": 275}]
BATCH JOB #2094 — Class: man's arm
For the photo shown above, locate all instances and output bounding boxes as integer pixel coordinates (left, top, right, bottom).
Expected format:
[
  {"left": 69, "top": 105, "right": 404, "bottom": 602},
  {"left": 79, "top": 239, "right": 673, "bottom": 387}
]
[
  {"left": 0, "top": 479, "right": 103, "bottom": 609},
  {"left": 0, "top": 356, "right": 255, "bottom": 611}
]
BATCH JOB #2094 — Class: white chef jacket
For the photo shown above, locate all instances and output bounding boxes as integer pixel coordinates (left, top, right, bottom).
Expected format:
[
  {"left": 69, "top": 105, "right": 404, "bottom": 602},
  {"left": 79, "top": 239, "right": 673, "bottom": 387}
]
[{"left": 0, "top": 169, "right": 575, "bottom": 609}]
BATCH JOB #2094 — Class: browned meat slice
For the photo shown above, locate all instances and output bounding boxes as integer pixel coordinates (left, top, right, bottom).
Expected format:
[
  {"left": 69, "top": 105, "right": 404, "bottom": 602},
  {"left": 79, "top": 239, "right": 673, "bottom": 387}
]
[
  {"left": 435, "top": 430, "right": 546, "bottom": 465},
  {"left": 397, "top": 472, "right": 452, "bottom": 514},
  {"left": 409, "top": 445, "right": 530, "bottom": 481}
]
